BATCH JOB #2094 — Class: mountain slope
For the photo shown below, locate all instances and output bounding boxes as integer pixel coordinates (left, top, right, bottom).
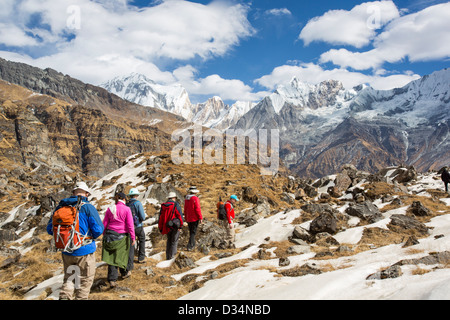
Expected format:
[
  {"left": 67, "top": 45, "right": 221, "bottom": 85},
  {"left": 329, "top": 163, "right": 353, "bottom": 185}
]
[{"left": 0, "top": 63, "right": 176, "bottom": 179}]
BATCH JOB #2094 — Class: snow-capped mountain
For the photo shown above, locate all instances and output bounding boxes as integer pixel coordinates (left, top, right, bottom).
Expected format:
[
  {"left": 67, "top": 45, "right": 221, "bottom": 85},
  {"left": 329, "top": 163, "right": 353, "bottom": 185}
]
[
  {"left": 101, "top": 73, "right": 193, "bottom": 120},
  {"left": 101, "top": 73, "right": 254, "bottom": 130},
  {"left": 232, "top": 68, "right": 450, "bottom": 177}
]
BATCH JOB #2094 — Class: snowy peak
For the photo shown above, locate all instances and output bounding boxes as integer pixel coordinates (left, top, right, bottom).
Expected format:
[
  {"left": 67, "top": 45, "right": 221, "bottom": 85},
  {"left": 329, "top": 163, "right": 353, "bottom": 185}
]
[
  {"left": 101, "top": 73, "right": 193, "bottom": 120},
  {"left": 270, "top": 78, "right": 349, "bottom": 114}
]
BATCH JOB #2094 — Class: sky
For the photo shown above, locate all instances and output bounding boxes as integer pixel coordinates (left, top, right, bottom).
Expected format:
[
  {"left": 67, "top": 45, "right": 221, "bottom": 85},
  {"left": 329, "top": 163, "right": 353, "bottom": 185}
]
[{"left": 0, "top": 0, "right": 449, "bottom": 104}]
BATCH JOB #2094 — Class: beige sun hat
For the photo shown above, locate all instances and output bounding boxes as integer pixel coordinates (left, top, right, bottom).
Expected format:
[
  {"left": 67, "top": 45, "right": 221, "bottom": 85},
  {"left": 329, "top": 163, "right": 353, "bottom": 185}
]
[
  {"left": 188, "top": 186, "right": 199, "bottom": 193},
  {"left": 167, "top": 192, "right": 177, "bottom": 199}
]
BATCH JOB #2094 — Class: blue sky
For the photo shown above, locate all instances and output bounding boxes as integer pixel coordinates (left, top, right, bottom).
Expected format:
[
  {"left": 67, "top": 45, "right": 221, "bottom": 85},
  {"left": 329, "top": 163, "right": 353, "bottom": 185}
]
[{"left": 0, "top": 0, "right": 449, "bottom": 104}]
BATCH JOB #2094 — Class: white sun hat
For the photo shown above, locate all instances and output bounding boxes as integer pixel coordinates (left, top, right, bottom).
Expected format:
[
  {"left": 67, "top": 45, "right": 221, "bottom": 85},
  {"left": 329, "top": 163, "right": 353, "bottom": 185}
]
[{"left": 73, "top": 182, "right": 92, "bottom": 195}]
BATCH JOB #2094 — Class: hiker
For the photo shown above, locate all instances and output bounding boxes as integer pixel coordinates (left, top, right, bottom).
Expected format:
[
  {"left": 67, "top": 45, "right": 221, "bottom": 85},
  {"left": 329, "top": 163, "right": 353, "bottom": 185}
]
[
  {"left": 442, "top": 167, "right": 450, "bottom": 193},
  {"left": 102, "top": 192, "right": 136, "bottom": 288},
  {"left": 46, "top": 182, "right": 104, "bottom": 300},
  {"left": 127, "top": 188, "right": 146, "bottom": 263},
  {"left": 220, "top": 195, "right": 239, "bottom": 247},
  {"left": 184, "top": 186, "right": 203, "bottom": 251},
  {"left": 158, "top": 192, "right": 183, "bottom": 260}
]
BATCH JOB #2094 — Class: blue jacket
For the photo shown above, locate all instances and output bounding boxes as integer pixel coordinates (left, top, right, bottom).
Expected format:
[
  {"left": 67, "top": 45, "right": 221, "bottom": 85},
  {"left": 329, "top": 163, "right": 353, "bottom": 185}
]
[
  {"left": 127, "top": 198, "right": 146, "bottom": 228},
  {"left": 47, "top": 196, "right": 104, "bottom": 256}
]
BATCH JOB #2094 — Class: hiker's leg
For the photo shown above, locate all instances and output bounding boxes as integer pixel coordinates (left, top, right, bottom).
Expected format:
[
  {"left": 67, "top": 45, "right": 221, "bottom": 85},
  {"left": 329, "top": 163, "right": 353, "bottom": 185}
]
[
  {"left": 166, "top": 229, "right": 179, "bottom": 259},
  {"left": 108, "top": 264, "right": 119, "bottom": 282},
  {"left": 187, "top": 220, "right": 199, "bottom": 250},
  {"left": 135, "top": 226, "right": 146, "bottom": 261},
  {"left": 127, "top": 240, "right": 135, "bottom": 271},
  {"left": 60, "top": 254, "right": 76, "bottom": 300},
  {"left": 75, "top": 252, "right": 96, "bottom": 300}
]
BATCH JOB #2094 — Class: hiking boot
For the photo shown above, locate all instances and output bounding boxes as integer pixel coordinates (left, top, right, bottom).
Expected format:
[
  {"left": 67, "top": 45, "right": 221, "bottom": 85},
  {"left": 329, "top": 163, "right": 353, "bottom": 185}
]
[
  {"left": 137, "top": 258, "right": 145, "bottom": 264},
  {"left": 109, "top": 281, "right": 117, "bottom": 288},
  {"left": 122, "top": 271, "right": 131, "bottom": 279}
]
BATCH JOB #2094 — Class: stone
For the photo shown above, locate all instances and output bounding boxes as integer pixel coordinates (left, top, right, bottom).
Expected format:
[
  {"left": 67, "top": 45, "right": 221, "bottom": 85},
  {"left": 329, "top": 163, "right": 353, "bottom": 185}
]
[
  {"left": 388, "top": 214, "right": 429, "bottom": 235},
  {"left": 309, "top": 212, "right": 338, "bottom": 235},
  {"left": 346, "top": 201, "right": 382, "bottom": 223},
  {"left": 410, "top": 201, "right": 431, "bottom": 217}
]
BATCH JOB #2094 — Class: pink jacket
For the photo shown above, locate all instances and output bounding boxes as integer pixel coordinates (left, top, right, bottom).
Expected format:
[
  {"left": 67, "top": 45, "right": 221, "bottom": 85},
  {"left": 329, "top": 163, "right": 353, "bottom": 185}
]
[{"left": 103, "top": 201, "right": 135, "bottom": 241}]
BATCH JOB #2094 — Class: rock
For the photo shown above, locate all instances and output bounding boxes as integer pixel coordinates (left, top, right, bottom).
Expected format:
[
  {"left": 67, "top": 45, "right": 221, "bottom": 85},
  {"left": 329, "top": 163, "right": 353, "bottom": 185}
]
[
  {"left": 388, "top": 214, "right": 429, "bottom": 235},
  {"left": 301, "top": 203, "right": 336, "bottom": 215},
  {"left": 309, "top": 212, "right": 338, "bottom": 235},
  {"left": 403, "top": 236, "right": 420, "bottom": 248},
  {"left": 279, "top": 257, "right": 290, "bottom": 267},
  {"left": 0, "top": 254, "right": 21, "bottom": 269},
  {"left": 393, "top": 166, "right": 417, "bottom": 184},
  {"left": 346, "top": 201, "right": 382, "bottom": 223},
  {"left": 394, "top": 251, "right": 450, "bottom": 266},
  {"left": 329, "top": 173, "right": 352, "bottom": 197},
  {"left": 281, "top": 192, "right": 295, "bottom": 204},
  {"left": 287, "top": 245, "right": 311, "bottom": 255},
  {"left": 0, "top": 230, "right": 18, "bottom": 243},
  {"left": 174, "top": 252, "right": 196, "bottom": 269},
  {"left": 242, "top": 187, "right": 259, "bottom": 204},
  {"left": 410, "top": 201, "right": 431, "bottom": 217},
  {"left": 294, "top": 188, "right": 307, "bottom": 201},
  {"left": 292, "top": 226, "right": 312, "bottom": 243},
  {"left": 366, "top": 265, "right": 402, "bottom": 280},
  {"left": 147, "top": 183, "right": 184, "bottom": 204}
]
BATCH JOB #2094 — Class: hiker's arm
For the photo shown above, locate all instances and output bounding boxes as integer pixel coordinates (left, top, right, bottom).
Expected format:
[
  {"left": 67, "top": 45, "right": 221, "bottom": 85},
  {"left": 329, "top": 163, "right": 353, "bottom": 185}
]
[
  {"left": 125, "top": 210, "right": 136, "bottom": 242},
  {"left": 88, "top": 207, "right": 104, "bottom": 239},
  {"left": 194, "top": 196, "right": 203, "bottom": 220},
  {"left": 225, "top": 203, "right": 233, "bottom": 225},
  {"left": 136, "top": 201, "right": 146, "bottom": 221}
]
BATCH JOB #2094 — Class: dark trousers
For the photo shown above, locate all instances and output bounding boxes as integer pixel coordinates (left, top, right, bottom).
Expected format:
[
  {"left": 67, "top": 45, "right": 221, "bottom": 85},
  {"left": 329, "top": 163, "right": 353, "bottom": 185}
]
[
  {"left": 187, "top": 220, "right": 200, "bottom": 250},
  {"left": 166, "top": 228, "right": 180, "bottom": 260},
  {"left": 135, "top": 226, "right": 146, "bottom": 261},
  {"left": 445, "top": 182, "right": 449, "bottom": 192},
  {"left": 107, "top": 244, "right": 134, "bottom": 282}
]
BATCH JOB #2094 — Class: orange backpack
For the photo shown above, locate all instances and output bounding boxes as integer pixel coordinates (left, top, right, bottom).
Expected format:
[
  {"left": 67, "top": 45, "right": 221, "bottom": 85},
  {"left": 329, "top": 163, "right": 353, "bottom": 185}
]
[{"left": 52, "top": 196, "right": 91, "bottom": 253}]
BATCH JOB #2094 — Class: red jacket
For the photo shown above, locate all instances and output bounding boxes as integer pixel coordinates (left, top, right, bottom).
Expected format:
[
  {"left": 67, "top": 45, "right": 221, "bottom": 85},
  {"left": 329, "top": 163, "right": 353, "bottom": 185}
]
[
  {"left": 158, "top": 200, "right": 183, "bottom": 235},
  {"left": 225, "top": 200, "right": 235, "bottom": 224},
  {"left": 184, "top": 194, "right": 202, "bottom": 223}
]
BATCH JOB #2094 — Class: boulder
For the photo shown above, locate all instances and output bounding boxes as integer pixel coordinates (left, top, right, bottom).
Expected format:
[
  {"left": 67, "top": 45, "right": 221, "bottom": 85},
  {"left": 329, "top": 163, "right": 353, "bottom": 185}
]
[
  {"left": 388, "top": 214, "right": 429, "bottom": 235},
  {"left": 292, "top": 226, "right": 312, "bottom": 243},
  {"left": 346, "top": 201, "right": 382, "bottom": 223},
  {"left": 309, "top": 212, "right": 338, "bottom": 235},
  {"left": 410, "top": 201, "right": 431, "bottom": 217}
]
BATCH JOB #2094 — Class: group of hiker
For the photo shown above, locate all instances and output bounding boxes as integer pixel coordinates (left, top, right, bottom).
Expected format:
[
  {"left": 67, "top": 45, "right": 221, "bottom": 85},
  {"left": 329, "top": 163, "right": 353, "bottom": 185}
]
[{"left": 46, "top": 181, "right": 238, "bottom": 300}]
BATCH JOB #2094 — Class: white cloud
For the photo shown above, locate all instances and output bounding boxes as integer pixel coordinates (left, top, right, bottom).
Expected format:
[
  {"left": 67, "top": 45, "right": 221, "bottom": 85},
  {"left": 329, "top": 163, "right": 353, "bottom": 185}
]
[
  {"left": 255, "top": 62, "right": 420, "bottom": 91},
  {"left": 319, "top": 2, "right": 450, "bottom": 71},
  {"left": 174, "top": 65, "right": 269, "bottom": 102},
  {"left": 0, "top": 0, "right": 255, "bottom": 85},
  {"left": 299, "top": 1, "right": 400, "bottom": 48},
  {"left": 265, "top": 8, "right": 292, "bottom": 16}
]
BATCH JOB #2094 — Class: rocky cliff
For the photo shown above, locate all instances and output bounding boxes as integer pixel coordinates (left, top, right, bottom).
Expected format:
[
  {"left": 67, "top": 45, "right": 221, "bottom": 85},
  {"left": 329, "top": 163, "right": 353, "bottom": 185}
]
[{"left": 0, "top": 78, "right": 175, "bottom": 215}]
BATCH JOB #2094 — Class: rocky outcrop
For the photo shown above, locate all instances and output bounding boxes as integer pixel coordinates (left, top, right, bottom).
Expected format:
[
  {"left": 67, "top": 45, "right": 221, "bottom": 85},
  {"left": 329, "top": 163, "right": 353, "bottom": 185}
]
[{"left": 0, "top": 79, "right": 174, "bottom": 178}]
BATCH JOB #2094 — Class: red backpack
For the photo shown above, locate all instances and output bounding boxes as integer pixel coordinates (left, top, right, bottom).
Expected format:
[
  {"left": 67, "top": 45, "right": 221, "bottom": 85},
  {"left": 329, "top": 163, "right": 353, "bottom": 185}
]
[
  {"left": 158, "top": 201, "right": 180, "bottom": 235},
  {"left": 52, "top": 196, "right": 91, "bottom": 253}
]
